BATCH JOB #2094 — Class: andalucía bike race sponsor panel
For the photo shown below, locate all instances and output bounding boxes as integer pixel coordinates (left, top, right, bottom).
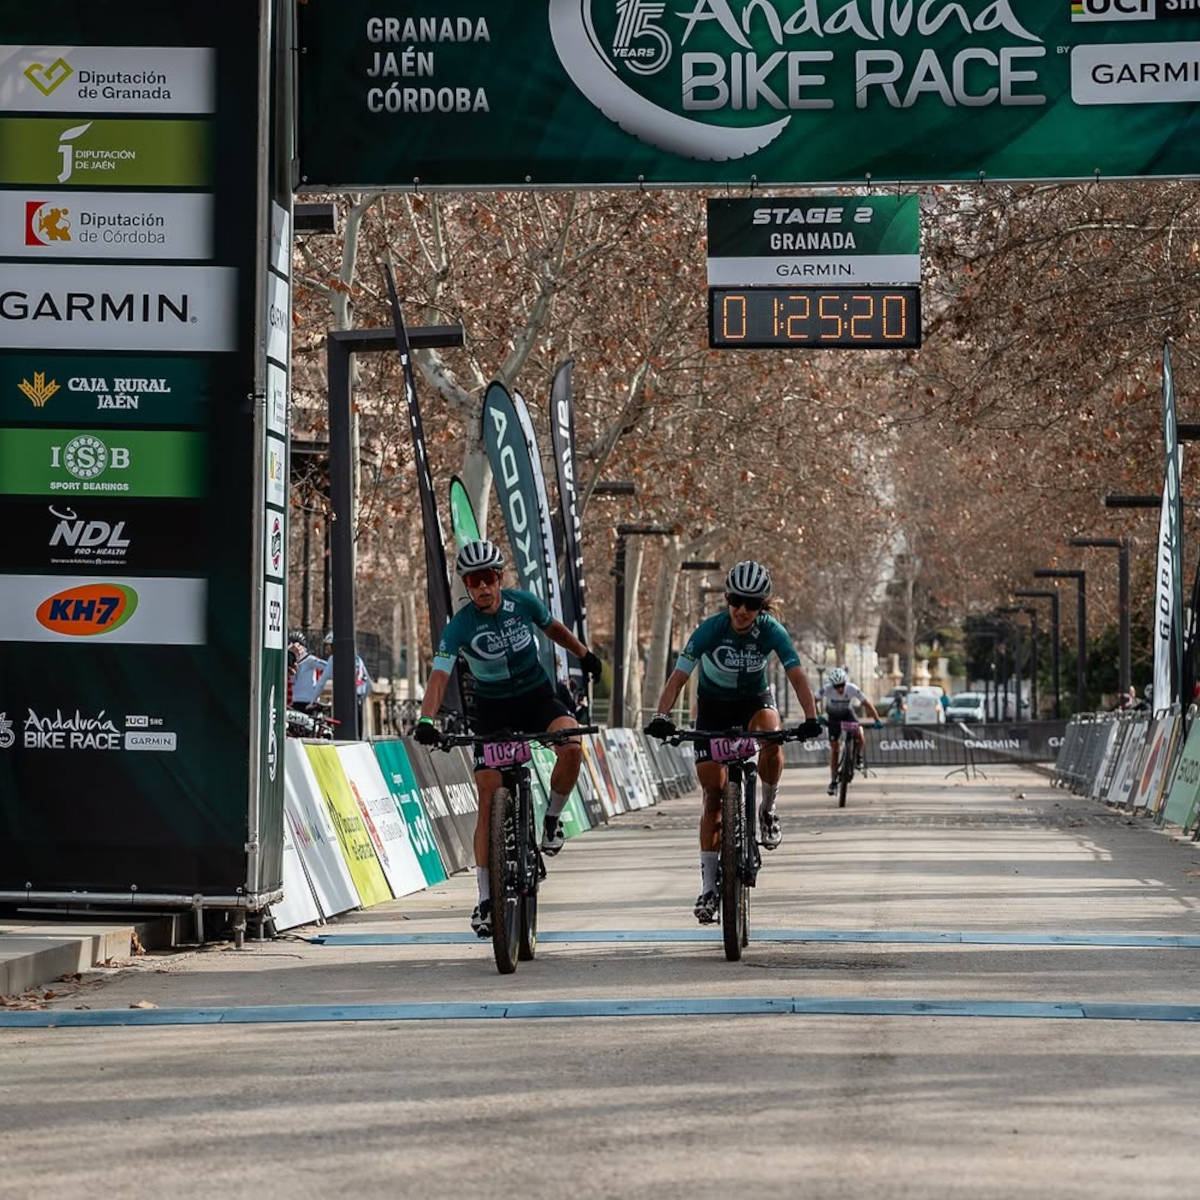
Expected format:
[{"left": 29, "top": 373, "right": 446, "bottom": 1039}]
[
  {"left": 0, "top": 192, "right": 215, "bottom": 260},
  {"left": 0, "top": 354, "right": 212, "bottom": 425},
  {"left": 297, "top": 1, "right": 1200, "bottom": 186},
  {"left": 0, "top": 264, "right": 236, "bottom": 351},
  {"left": 0, "top": 574, "right": 206, "bottom": 644},
  {"left": 0, "top": 428, "right": 206, "bottom": 497},
  {"left": 1, "top": 497, "right": 204, "bottom": 572},
  {"left": 0, "top": 1, "right": 269, "bottom": 899},
  {"left": 0, "top": 118, "right": 212, "bottom": 187},
  {"left": 0, "top": 45, "right": 216, "bottom": 112}
]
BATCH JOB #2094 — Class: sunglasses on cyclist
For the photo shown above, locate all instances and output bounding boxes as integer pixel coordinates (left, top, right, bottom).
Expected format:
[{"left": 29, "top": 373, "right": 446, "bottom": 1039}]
[
  {"left": 727, "top": 594, "right": 764, "bottom": 612},
  {"left": 463, "top": 568, "right": 500, "bottom": 589}
]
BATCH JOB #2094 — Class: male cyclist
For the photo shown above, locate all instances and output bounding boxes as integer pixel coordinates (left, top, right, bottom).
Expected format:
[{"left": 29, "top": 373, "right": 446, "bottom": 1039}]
[
  {"left": 645, "top": 561, "right": 821, "bottom": 924},
  {"left": 413, "top": 539, "right": 603, "bottom": 937},
  {"left": 818, "top": 667, "right": 881, "bottom": 795}
]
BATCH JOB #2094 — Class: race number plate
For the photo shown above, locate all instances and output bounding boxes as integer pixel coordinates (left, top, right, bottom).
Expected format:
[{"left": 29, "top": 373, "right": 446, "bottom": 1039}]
[
  {"left": 482, "top": 739, "right": 532, "bottom": 769},
  {"left": 709, "top": 736, "right": 757, "bottom": 763},
  {"left": 841, "top": 722, "right": 861, "bottom": 735}
]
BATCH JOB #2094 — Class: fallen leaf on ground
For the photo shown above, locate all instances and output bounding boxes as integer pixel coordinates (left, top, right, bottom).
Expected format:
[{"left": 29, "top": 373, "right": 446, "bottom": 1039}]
[{"left": 129, "top": 1000, "right": 158, "bottom": 1010}]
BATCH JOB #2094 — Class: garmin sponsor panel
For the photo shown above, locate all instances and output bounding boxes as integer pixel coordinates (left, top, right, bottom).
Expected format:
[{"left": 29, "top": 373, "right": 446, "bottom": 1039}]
[
  {"left": 0, "top": 497, "right": 202, "bottom": 571},
  {"left": 0, "top": 574, "right": 206, "bottom": 644},
  {"left": 0, "top": 117, "right": 212, "bottom": 187},
  {"left": 0, "top": 427, "right": 206, "bottom": 497},
  {"left": 1, "top": 192, "right": 214, "bottom": 259},
  {"left": 0, "top": 45, "right": 216, "bottom": 112},
  {"left": 0, "top": 264, "right": 237, "bottom": 351},
  {"left": 0, "top": 354, "right": 212, "bottom": 425}
]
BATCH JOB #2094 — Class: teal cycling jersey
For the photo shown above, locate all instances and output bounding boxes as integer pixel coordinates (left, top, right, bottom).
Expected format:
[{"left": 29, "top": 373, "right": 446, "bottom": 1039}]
[
  {"left": 676, "top": 611, "right": 800, "bottom": 699},
  {"left": 433, "top": 588, "right": 553, "bottom": 699}
]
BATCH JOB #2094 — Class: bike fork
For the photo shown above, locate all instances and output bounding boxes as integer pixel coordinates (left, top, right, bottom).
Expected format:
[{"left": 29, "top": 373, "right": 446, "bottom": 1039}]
[{"left": 743, "top": 764, "right": 761, "bottom": 887}]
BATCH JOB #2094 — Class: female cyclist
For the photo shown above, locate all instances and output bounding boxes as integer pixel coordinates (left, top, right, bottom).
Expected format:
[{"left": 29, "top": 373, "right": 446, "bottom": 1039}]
[{"left": 646, "top": 561, "right": 821, "bottom": 923}]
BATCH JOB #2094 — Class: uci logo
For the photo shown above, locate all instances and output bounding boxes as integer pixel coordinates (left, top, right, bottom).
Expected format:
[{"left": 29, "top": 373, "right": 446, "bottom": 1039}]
[
  {"left": 1071, "top": 0, "right": 1155, "bottom": 20},
  {"left": 35, "top": 581, "right": 138, "bottom": 636}
]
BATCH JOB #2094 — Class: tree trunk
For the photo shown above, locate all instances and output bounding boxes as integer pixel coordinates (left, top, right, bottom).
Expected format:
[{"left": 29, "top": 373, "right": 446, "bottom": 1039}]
[
  {"left": 642, "top": 538, "right": 685, "bottom": 712},
  {"left": 622, "top": 538, "right": 645, "bottom": 726},
  {"left": 405, "top": 588, "right": 421, "bottom": 697}
]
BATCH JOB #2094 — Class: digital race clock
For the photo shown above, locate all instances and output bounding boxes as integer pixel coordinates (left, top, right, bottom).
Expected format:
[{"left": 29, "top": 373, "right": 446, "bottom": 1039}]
[{"left": 708, "top": 286, "right": 921, "bottom": 350}]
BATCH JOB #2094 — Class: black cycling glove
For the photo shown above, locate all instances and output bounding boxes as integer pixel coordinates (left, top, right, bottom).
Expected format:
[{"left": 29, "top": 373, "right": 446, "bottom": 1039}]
[
  {"left": 796, "top": 717, "right": 823, "bottom": 741},
  {"left": 413, "top": 719, "right": 440, "bottom": 747},
  {"left": 645, "top": 714, "right": 676, "bottom": 740},
  {"left": 581, "top": 650, "right": 604, "bottom": 682}
]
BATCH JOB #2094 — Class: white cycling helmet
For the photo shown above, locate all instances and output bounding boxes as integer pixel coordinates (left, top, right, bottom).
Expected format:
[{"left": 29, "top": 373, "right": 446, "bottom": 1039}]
[
  {"left": 827, "top": 667, "right": 849, "bottom": 686},
  {"left": 725, "top": 560, "right": 771, "bottom": 598},
  {"left": 455, "top": 539, "right": 504, "bottom": 577}
]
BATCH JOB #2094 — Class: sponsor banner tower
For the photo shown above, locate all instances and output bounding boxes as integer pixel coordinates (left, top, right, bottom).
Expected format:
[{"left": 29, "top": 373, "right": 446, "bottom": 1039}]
[{"left": 0, "top": 2, "right": 291, "bottom": 913}]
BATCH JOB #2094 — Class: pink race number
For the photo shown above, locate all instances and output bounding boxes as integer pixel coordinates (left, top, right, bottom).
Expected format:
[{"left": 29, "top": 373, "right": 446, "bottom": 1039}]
[
  {"left": 709, "top": 736, "right": 757, "bottom": 763},
  {"left": 482, "top": 740, "right": 531, "bottom": 769}
]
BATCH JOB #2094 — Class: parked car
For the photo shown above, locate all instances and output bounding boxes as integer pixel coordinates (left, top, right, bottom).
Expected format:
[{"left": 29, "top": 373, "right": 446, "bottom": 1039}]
[
  {"left": 904, "top": 686, "right": 946, "bottom": 725},
  {"left": 946, "top": 691, "right": 987, "bottom": 723}
]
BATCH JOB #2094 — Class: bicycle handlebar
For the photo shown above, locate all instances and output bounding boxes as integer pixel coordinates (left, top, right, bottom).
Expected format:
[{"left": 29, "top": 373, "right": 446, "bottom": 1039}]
[
  {"left": 663, "top": 726, "right": 804, "bottom": 747},
  {"left": 435, "top": 725, "right": 600, "bottom": 751}
]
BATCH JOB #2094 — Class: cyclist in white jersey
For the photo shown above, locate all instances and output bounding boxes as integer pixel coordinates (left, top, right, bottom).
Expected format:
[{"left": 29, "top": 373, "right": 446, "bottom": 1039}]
[{"left": 818, "top": 667, "right": 881, "bottom": 795}]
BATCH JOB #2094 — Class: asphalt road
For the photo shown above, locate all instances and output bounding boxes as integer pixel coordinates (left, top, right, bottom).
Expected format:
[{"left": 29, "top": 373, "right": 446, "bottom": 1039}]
[{"left": 2, "top": 765, "right": 1199, "bottom": 1199}]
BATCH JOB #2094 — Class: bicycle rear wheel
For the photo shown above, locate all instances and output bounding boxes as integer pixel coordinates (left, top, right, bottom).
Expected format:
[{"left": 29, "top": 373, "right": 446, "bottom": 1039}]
[
  {"left": 720, "top": 777, "right": 748, "bottom": 961},
  {"left": 518, "top": 797, "right": 539, "bottom": 961},
  {"left": 489, "top": 787, "right": 520, "bottom": 974}
]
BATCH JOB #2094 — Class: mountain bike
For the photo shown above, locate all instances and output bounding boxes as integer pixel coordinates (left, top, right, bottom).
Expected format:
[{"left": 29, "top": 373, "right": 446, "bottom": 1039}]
[
  {"left": 437, "top": 725, "right": 598, "bottom": 974},
  {"left": 834, "top": 719, "right": 860, "bottom": 808},
  {"left": 663, "top": 726, "right": 802, "bottom": 962},
  {"left": 830, "top": 719, "right": 882, "bottom": 807}
]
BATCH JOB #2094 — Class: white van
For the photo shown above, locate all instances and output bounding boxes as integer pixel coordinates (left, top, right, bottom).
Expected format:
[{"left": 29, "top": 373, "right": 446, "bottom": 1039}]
[{"left": 904, "top": 686, "right": 946, "bottom": 725}]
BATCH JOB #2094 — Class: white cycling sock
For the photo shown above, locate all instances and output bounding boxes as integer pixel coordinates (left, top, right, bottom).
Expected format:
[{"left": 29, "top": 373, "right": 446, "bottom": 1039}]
[
  {"left": 547, "top": 789, "right": 568, "bottom": 819},
  {"left": 760, "top": 780, "right": 778, "bottom": 813},
  {"left": 476, "top": 865, "right": 490, "bottom": 903},
  {"left": 700, "top": 851, "right": 719, "bottom": 894}
]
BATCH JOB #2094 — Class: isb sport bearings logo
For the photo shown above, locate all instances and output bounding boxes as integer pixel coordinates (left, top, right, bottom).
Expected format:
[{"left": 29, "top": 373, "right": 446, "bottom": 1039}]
[{"left": 35, "top": 581, "right": 138, "bottom": 636}]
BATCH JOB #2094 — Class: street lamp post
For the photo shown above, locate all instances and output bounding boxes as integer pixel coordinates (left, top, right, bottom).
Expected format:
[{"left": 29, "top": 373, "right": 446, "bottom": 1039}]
[
  {"left": 1015, "top": 589, "right": 1060, "bottom": 719},
  {"left": 1033, "top": 568, "right": 1087, "bottom": 714},
  {"left": 611, "top": 523, "right": 671, "bottom": 727},
  {"left": 996, "top": 606, "right": 1030, "bottom": 720},
  {"left": 1070, "top": 536, "right": 1131, "bottom": 696}
]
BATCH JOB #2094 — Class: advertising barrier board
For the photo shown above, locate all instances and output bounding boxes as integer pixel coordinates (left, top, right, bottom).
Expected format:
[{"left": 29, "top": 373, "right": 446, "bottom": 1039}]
[
  {"left": 336, "top": 743, "right": 427, "bottom": 899},
  {"left": 372, "top": 740, "right": 448, "bottom": 887}
]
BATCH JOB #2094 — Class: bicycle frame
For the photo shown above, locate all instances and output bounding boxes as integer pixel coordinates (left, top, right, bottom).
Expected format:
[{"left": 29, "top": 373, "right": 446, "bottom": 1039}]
[{"left": 834, "top": 719, "right": 861, "bottom": 808}]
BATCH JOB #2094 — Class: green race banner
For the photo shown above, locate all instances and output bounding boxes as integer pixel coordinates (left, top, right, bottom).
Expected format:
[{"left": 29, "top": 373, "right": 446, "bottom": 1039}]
[
  {"left": 297, "top": 1, "right": 1200, "bottom": 187},
  {"left": 0, "top": 117, "right": 212, "bottom": 186},
  {"left": 448, "top": 474, "right": 480, "bottom": 546},
  {"left": 0, "top": 428, "right": 206, "bottom": 497},
  {"left": 0, "top": 354, "right": 213, "bottom": 425}
]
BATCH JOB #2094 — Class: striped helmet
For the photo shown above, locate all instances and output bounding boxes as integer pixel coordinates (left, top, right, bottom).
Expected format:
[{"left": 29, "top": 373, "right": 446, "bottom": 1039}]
[
  {"left": 725, "top": 560, "right": 771, "bottom": 598},
  {"left": 454, "top": 538, "right": 505, "bottom": 577}
]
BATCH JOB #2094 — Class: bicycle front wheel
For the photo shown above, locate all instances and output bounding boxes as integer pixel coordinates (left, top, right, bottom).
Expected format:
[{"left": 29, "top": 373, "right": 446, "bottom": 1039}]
[
  {"left": 720, "top": 777, "right": 748, "bottom": 961},
  {"left": 488, "top": 787, "right": 520, "bottom": 974},
  {"left": 518, "top": 798, "right": 539, "bottom": 961},
  {"left": 838, "top": 747, "right": 853, "bottom": 808}
]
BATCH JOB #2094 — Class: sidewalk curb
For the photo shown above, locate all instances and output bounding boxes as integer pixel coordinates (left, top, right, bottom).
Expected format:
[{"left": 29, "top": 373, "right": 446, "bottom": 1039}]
[{"left": 0, "top": 917, "right": 176, "bottom": 998}]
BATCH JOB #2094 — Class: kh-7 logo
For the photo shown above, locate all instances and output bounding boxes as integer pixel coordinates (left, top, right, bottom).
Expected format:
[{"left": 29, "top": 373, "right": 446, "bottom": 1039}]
[{"left": 35, "top": 581, "right": 138, "bottom": 635}]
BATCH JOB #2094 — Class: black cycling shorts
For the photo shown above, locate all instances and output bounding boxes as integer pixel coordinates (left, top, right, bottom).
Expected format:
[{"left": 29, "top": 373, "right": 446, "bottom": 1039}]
[
  {"left": 827, "top": 711, "right": 863, "bottom": 741},
  {"left": 694, "top": 689, "right": 776, "bottom": 764},
  {"left": 471, "top": 684, "right": 573, "bottom": 772}
]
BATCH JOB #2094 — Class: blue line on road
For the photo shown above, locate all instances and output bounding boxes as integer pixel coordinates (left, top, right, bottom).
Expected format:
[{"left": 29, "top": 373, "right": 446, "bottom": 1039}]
[
  {"left": 308, "top": 929, "right": 1200, "bottom": 949},
  {"left": 4, "top": 996, "right": 1200, "bottom": 1028}
]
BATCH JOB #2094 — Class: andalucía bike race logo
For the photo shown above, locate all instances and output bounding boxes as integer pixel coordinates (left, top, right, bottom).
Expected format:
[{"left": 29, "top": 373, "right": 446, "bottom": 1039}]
[{"left": 549, "top": 0, "right": 1046, "bottom": 161}]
